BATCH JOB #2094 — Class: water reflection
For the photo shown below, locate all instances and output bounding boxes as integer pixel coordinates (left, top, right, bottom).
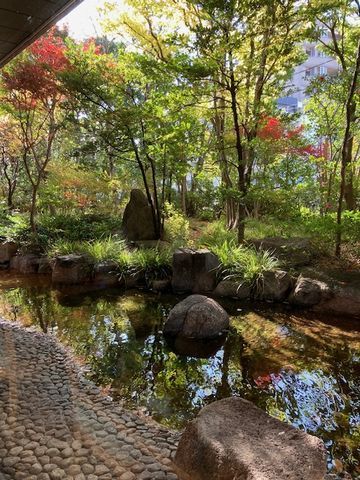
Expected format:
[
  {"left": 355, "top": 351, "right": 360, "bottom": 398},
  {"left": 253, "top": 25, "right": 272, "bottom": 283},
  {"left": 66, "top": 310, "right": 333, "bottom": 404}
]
[{"left": 0, "top": 274, "right": 359, "bottom": 477}]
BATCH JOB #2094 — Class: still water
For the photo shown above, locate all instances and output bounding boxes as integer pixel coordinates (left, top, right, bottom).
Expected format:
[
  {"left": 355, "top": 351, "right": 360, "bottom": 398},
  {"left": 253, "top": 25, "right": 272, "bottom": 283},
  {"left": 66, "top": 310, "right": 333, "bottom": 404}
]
[{"left": 0, "top": 274, "right": 359, "bottom": 477}]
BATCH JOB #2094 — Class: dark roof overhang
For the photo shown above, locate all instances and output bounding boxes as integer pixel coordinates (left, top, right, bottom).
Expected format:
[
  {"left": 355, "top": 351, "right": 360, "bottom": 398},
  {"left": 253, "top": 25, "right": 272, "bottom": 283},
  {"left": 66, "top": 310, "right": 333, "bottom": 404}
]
[{"left": 0, "top": 0, "right": 83, "bottom": 68}]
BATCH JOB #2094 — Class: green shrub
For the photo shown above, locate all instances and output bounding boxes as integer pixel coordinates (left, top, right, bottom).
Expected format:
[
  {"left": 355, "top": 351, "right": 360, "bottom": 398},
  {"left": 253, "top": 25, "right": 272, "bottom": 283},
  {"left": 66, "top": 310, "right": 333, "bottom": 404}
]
[
  {"left": 39, "top": 213, "right": 122, "bottom": 242},
  {"left": 342, "top": 210, "right": 360, "bottom": 242},
  {"left": 163, "top": 202, "right": 190, "bottom": 247},
  {"left": 198, "top": 220, "right": 236, "bottom": 248},
  {"left": 0, "top": 210, "right": 28, "bottom": 241},
  {"left": 4, "top": 213, "right": 123, "bottom": 251}
]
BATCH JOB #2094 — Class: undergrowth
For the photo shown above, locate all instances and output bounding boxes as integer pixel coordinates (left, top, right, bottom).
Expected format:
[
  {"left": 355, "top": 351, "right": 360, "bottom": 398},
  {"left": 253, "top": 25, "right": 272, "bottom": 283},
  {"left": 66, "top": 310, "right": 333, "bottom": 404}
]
[
  {"left": 47, "top": 237, "right": 172, "bottom": 280},
  {"left": 211, "top": 240, "right": 279, "bottom": 283}
]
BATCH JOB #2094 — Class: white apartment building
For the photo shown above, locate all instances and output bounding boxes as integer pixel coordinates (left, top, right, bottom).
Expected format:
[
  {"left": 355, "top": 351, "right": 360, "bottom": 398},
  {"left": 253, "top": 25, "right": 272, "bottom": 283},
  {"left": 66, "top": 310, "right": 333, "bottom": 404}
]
[{"left": 278, "top": 40, "right": 340, "bottom": 113}]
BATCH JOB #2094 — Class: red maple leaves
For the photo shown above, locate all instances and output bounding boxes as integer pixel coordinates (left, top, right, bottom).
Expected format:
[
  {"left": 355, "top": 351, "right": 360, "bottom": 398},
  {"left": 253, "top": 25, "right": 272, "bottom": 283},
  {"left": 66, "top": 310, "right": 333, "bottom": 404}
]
[
  {"left": 2, "top": 28, "right": 69, "bottom": 109},
  {"left": 258, "top": 116, "right": 321, "bottom": 157}
]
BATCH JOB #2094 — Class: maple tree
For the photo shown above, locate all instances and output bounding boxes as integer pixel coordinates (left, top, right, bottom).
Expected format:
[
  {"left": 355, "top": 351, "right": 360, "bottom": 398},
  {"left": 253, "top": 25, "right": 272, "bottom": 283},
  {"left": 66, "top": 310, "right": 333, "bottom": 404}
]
[
  {"left": 257, "top": 117, "right": 319, "bottom": 157},
  {"left": 0, "top": 116, "right": 21, "bottom": 210},
  {"left": 1, "top": 28, "right": 70, "bottom": 234}
]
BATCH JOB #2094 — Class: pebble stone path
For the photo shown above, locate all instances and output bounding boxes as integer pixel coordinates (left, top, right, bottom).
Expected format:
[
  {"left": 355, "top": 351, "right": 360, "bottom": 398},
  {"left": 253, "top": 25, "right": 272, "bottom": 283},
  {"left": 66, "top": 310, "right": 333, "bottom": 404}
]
[{"left": 0, "top": 318, "right": 180, "bottom": 480}]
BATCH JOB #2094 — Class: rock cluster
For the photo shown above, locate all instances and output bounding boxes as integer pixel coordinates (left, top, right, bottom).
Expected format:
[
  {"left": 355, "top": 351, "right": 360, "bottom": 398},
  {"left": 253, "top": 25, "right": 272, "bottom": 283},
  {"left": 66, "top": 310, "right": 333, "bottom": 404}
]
[
  {"left": 0, "top": 319, "right": 179, "bottom": 480},
  {"left": 0, "top": 238, "right": 359, "bottom": 319}
]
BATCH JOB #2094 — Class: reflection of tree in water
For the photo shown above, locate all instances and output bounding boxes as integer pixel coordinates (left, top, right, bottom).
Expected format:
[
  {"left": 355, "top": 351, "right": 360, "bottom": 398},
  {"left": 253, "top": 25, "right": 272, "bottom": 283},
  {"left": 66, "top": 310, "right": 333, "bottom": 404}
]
[
  {"left": 1, "top": 287, "right": 57, "bottom": 333},
  {"left": 1, "top": 285, "right": 359, "bottom": 475}
]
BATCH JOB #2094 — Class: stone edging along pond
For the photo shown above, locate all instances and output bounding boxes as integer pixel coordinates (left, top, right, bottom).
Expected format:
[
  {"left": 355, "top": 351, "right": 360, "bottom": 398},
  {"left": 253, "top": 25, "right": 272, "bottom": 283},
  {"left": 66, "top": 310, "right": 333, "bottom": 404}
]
[{"left": 0, "top": 242, "right": 359, "bottom": 320}]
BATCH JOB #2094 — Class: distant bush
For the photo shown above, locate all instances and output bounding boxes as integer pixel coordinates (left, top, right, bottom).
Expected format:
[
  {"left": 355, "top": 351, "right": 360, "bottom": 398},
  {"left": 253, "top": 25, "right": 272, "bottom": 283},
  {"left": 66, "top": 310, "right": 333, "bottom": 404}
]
[
  {"left": 0, "top": 209, "right": 28, "bottom": 241},
  {"left": 4, "top": 213, "right": 122, "bottom": 250},
  {"left": 163, "top": 202, "right": 190, "bottom": 247},
  {"left": 198, "top": 220, "right": 236, "bottom": 248}
]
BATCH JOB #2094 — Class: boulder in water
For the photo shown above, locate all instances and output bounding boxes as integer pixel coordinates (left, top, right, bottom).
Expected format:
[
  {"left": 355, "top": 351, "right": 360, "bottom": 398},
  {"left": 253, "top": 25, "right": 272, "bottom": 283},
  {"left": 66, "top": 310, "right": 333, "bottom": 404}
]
[{"left": 164, "top": 294, "right": 229, "bottom": 340}]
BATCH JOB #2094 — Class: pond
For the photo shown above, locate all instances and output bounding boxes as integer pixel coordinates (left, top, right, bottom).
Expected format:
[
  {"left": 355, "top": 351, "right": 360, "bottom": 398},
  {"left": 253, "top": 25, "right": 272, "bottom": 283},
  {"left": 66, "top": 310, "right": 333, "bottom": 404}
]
[{"left": 0, "top": 273, "right": 359, "bottom": 478}]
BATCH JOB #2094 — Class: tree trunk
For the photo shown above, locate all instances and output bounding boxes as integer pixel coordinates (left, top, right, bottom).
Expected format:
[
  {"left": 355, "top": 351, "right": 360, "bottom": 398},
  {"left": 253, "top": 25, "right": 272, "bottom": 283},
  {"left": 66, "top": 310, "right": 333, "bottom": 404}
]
[
  {"left": 30, "top": 184, "right": 39, "bottom": 235},
  {"left": 180, "top": 176, "right": 187, "bottom": 214},
  {"left": 7, "top": 188, "right": 14, "bottom": 211},
  {"left": 228, "top": 52, "right": 246, "bottom": 243}
]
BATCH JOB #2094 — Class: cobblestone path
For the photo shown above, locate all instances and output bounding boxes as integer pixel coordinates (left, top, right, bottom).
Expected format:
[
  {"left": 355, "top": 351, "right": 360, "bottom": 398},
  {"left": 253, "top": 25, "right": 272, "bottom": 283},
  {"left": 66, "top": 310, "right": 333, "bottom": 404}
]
[{"left": 0, "top": 319, "right": 180, "bottom": 480}]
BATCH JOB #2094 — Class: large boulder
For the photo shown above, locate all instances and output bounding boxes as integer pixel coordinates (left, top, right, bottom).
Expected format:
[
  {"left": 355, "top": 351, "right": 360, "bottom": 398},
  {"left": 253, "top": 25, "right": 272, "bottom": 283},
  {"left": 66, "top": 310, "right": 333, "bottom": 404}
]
[
  {"left": 175, "top": 397, "right": 326, "bottom": 480},
  {"left": 52, "top": 254, "right": 93, "bottom": 284},
  {"left": 172, "top": 248, "right": 220, "bottom": 294},
  {"left": 0, "top": 241, "right": 18, "bottom": 266},
  {"left": 93, "top": 260, "right": 120, "bottom": 287},
  {"left": 164, "top": 294, "right": 229, "bottom": 340},
  {"left": 9, "top": 254, "right": 41, "bottom": 274},
  {"left": 256, "top": 270, "right": 294, "bottom": 302},
  {"left": 313, "top": 285, "right": 360, "bottom": 319},
  {"left": 289, "top": 276, "right": 332, "bottom": 307},
  {"left": 122, "top": 189, "right": 157, "bottom": 241},
  {"left": 213, "top": 280, "right": 251, "bottom": 299}
]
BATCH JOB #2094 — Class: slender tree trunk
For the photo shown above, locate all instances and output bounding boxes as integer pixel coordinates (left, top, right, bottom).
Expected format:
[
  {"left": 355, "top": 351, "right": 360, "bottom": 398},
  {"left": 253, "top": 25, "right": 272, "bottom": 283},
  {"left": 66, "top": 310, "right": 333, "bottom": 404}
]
[
  {"left": 30, "top": 183, "right": 40, "bottom": 235},
  {"left": 148, "top": 154, "right": 162, "bottom": 238},
  {"left": 7, "top": 186, "right": 15, "bottom": 211},
  {"left": 213, "top": 88, "right": 237, "bottom": 228},
  {"left": 180, "top": 176, "right": 187, "bottom": 214},
  {"left": 343, "top": 117, "right": 356, "bottom": 210},
  {"left": 128, "top": 130, "right": 160, "bottom": 239},
  {"left": 228, "top": 53, "right": 246, "bottom": 244}
]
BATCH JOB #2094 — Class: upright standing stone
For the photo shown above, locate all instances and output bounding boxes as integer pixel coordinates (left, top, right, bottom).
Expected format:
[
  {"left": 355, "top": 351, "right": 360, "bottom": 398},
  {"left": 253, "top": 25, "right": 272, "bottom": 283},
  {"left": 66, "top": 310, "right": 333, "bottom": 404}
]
[
  {"left": 172, "top": 249, "right": 219, "bottom": 294},
  {"left": 122, "top": 189, "right": 157, "bottom": 241}
]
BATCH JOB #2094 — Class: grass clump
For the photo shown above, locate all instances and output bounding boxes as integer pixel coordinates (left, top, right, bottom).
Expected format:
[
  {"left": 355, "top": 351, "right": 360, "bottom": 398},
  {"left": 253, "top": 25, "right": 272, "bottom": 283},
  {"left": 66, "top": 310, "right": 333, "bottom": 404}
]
[
  {"left": 48, "top": 237, "right": 172, "bottom": 281},
  {"left": 211, "top": 240, "right": 279, "bottom": 283},
  {"left": 48, "top": 236, "right": 127, "bottom": 262},
  {"left": 131, "top": 248, "right": 172, "bottom": 280},
  {"left": 196, "top": 219, "right": 279, "bottom": 283}
]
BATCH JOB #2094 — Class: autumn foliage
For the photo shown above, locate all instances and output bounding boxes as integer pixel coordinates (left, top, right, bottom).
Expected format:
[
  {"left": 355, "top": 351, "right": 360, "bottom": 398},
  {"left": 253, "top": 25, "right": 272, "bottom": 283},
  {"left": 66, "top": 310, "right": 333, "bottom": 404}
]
[
  {"left": 2, "top": 29, "right": 69, "bottom": 108},
  {"left": 258, "top": 116, "right": 321, "bottom": 157}
]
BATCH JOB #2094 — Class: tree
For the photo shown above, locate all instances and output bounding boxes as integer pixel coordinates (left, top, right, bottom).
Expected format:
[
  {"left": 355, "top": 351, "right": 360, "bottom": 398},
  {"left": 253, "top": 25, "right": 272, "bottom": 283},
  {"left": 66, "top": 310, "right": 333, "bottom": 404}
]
[
  {"left": 1, "top": 28, "right": 70, "bottom": 234},
  {"left": 63, "top": 35, "right": 209, "bottom": 238},
  {"left": 307, "top": 0, "right": 360, "bottom": 211},
  {"left": 107, "top": 0, "right": 305, "bottom": 242},
  {"left": 0, "top": 116, "right": 21, "bottom": 210},
  {"left": 305, "top": 76, "right": 345, "bottom": 213},
  {"left": 336, "top": 38, "right": 360, "bottom": 255}
]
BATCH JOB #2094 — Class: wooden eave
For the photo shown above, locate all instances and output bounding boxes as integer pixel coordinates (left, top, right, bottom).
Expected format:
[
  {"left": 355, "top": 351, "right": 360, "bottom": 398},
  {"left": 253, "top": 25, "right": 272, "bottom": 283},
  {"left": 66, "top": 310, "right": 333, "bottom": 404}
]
[{"left": 0, "top": 0, "right": 84, "bottom": 68}]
